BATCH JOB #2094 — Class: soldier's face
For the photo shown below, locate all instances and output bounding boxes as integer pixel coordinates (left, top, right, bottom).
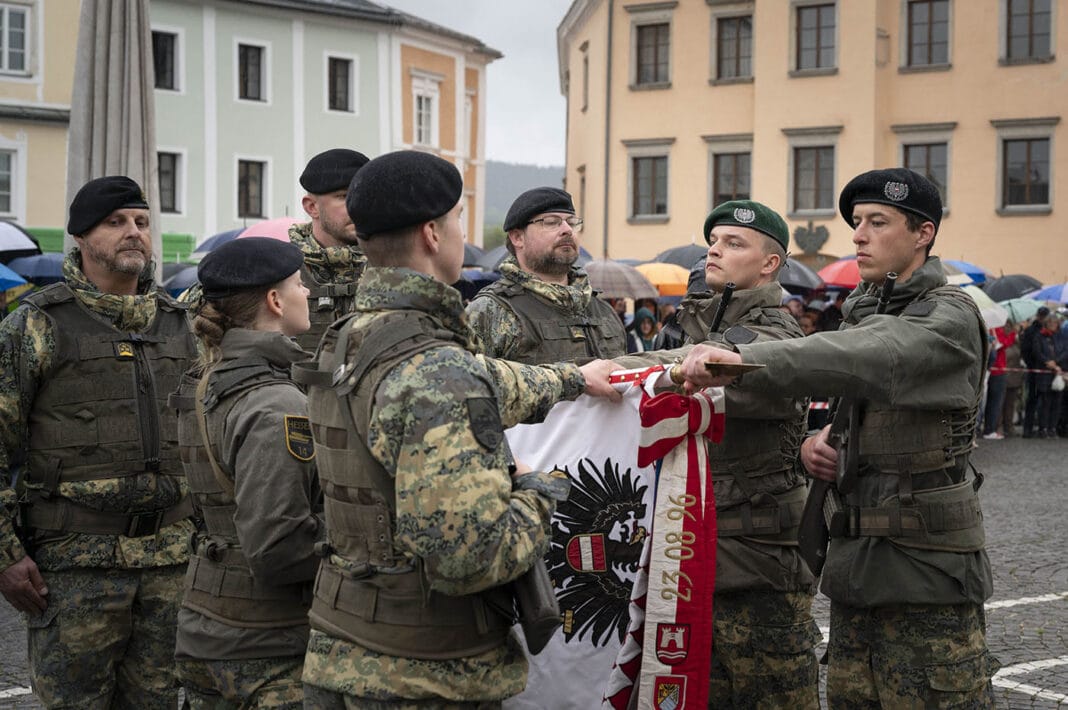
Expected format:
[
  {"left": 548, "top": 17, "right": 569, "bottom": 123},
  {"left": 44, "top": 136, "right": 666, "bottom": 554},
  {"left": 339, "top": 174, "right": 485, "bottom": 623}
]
[
  {"left": 76, "top": 208, "right": 152, "bottom": 276},
  {"left": 514, "top": 212, "right": 579, "bottom": 278},
  {"left": 274, "top": 270, "right": 311, "bottom": 337},
  {"left": 850, "top": 204, "right": 930, "bottom": 284},
  {"left": 436, "top": 199, "right": 466, "bottom": 284},
  {"left": 704, "top": 225, "right": 777, "bottom": 292},
  {"left": 313, "top": 190, "right": 356, "bottom": 247}
]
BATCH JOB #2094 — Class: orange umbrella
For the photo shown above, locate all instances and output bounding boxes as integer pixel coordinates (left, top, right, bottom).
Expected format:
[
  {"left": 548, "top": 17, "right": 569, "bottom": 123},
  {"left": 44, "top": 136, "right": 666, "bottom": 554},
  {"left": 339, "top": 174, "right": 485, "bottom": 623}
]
[{"left": 635, "top": 262, "right": 690, "bottom": 296}]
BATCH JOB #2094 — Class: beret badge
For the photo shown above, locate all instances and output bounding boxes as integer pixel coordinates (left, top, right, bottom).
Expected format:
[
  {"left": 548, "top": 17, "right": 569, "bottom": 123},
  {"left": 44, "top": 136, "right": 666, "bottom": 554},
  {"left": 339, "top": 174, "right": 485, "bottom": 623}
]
[
  {"left": 883, "top": 181, "right": 909, "bottom": 202},
  {"left": 733, "top": 207, "right": 756, "bottom": 223}
]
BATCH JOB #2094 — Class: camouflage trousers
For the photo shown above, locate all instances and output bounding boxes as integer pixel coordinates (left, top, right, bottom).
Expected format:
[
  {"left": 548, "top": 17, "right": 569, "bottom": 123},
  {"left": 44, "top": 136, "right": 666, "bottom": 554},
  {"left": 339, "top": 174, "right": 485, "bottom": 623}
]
[
  {"left": 26, "top": 565, "right": 184, "bottom": 709},
  {"left": 826, "top": 601, "right": 1000, "bottom": 709},
  {"left": 301, "top": 686, "right": 501, "bottom": 710},
  {"left": 708, "top": 589, "right": 821, "bottom": 709},
  {"left": 176, "top": 656, "right": 304, "bottom": 709}
]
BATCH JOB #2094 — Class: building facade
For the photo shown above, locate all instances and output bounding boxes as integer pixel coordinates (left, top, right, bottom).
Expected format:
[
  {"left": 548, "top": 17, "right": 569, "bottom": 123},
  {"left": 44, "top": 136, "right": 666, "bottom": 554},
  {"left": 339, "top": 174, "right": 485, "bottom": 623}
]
[{"left": 558, "top": 0, "right": 1066, "bottom": 283}]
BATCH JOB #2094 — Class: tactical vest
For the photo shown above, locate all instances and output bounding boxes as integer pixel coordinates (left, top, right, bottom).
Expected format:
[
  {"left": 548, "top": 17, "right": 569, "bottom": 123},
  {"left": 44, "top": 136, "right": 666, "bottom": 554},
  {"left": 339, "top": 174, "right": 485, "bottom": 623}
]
[
  {"left": 170, "top": 358, "right": 312, "bottom": 628},
  {"left": 294, "top": 310, "right": 514, "bottom": 660},
  {"left": 297, "top": 261, "right": 360, "bottom": 353},
  {"left": 21, "top": 283, "right": 195, "bottom": 537},
  {"left": 473, "top": 280, "right": 624, "bottom": 363},
  {"left": 830, "top": 285, "right": 988, "bottom": 553}
]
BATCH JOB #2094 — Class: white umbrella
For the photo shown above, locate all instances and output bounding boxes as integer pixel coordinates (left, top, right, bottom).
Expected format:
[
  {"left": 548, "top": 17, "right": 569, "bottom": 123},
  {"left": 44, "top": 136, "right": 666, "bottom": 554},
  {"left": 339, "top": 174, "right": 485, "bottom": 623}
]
[
  {"left": 0, "top": 222, "right": 41, "bottom": 260},
  {"left": 962, "top": 285, "right": 1008, "bottom": 329}
]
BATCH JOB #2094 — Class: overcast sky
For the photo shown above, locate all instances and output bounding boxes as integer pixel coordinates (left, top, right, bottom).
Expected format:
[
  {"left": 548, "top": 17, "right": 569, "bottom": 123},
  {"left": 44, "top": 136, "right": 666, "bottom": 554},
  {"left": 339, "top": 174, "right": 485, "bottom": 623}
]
[{"left": 381, "top": 0, "right": 572, "bottom": 167}]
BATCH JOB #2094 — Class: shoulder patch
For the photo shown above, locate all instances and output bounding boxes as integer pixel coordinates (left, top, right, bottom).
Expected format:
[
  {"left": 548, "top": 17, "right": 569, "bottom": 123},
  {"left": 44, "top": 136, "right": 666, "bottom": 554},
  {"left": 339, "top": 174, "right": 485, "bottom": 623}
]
[
  {"left": 902, "top": 301, "right": 937, "bottom": 317},
  {"left": 466, "top": 397, "right": 503, "bottom": 451},
  {"left": 723, "top": 325, "right": 758, "bottom": 345},
  {"left": 284, "top": 415, "right": 315, "bottom": 461}
]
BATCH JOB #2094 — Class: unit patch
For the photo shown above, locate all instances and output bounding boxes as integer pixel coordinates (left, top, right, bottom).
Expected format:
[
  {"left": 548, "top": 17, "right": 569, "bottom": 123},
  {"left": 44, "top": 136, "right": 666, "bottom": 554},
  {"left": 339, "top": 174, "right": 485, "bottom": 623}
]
[
  {"left": 114, "top": 342, "right": 135, "bottom": 358},
  {"left": 284, "top": 415, "right": 315, "bottom": 461},
  {"left": 467, "top": 397, "right": 503, "bottom": 451}
]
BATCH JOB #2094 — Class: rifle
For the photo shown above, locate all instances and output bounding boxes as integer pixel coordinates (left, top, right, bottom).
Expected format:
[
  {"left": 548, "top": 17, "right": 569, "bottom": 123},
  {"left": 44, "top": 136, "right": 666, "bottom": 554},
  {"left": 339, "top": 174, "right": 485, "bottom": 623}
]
[
  {"left": 708, "top": 282, "right": 736, "bottom": 335},
  {"left": 797, "top": 272, "right": 897, "bottom": 577}
]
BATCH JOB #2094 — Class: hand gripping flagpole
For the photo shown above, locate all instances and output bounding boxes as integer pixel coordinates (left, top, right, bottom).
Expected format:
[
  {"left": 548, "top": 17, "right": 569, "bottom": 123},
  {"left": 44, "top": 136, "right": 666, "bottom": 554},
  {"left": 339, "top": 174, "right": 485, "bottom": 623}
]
[{"left": 603, "top": 367, "right": 725, "bottom": 710}]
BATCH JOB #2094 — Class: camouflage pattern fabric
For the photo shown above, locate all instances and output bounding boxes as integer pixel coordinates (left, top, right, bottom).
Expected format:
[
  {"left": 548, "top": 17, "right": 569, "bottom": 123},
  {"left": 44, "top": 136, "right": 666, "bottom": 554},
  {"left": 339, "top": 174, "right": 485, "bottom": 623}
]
[
  {"left": 302, "top": 682, "right": 502, "bottom": 709},
  {"left": 708, "top": 590, "right": 821, "bottom": 710},
  {"left": 176, "top": 655, "right": 304, "bottom": 709},
  {"left": 288, "top": 222, "right": 365, "bottom": 286},
  {"left": 26, "top": 565, "right": 184, "bottom": 709},
  {"left": 826, "top": 601, "right": 999, "bottom": 709}
]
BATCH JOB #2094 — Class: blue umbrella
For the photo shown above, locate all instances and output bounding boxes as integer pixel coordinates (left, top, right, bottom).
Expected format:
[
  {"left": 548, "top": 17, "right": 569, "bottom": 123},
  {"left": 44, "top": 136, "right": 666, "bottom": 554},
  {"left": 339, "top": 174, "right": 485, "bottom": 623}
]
[
  {"left": 1026, "top": 283, "right": 1068, "bottom": 304},
  {"left": 0, "top": 261, "right": 28, "bottom": 291},
  {"left": 162, "top": 265, "right": 199, "bottom": 297},
  {"left": 944, "top": 259, "right": 990, "bottom": 284},
  {"left": 193, "top": 228, "right": 243, "bottom": 254},
  {"left": 454, "top": 267, "right": 500, "bottom": 301},
  {"left": 7, "top": 252, "right": 65, "bottom": 285}
]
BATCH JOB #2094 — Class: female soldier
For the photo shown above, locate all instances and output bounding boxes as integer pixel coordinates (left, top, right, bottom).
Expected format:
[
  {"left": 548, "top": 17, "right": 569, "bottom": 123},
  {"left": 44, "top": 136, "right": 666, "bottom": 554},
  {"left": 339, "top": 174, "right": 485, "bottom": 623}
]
[{"left": 172, "top": 237, "right": 322, "bottom": 708}]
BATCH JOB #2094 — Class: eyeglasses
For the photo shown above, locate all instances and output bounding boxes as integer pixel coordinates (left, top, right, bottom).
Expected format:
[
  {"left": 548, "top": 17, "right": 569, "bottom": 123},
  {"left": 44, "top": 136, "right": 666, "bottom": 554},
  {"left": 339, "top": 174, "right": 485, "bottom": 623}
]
[{"left": 527, "top": 215, "right": 583, "bottom": 229}]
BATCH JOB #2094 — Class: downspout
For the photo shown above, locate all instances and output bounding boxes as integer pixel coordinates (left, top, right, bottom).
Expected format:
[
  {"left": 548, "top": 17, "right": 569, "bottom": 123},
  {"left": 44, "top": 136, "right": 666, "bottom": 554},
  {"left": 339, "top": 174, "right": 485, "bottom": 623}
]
[{"left": 601, "top": 0, "right": 614, "bottom": 259}]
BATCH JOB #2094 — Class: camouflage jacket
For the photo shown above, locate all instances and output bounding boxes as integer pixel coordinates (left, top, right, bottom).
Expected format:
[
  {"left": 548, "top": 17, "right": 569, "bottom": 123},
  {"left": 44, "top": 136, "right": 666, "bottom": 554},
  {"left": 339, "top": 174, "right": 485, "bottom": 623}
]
[
  {"left": 302, "top": 267, "right": 585, "bottom": 702},
  {"left": 287, "top": 222, "right": 365, "bottom": 287},
  {"left": 0, "top": 250, "right": 194, "bottom": 571}
]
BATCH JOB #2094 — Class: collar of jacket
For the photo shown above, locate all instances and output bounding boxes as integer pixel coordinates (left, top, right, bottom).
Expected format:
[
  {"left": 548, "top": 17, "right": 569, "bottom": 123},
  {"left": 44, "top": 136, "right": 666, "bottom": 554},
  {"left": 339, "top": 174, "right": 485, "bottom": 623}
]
[
  {"left": 681, "top": 281, "right": 784, "bottom": 334},
  {"left": 842, "top": 256, "right": 947, "bottom": 323},
  {"left": 218, "top": 328, "right": 310, "bottom": 366},
  {"left": 498, "top": 255, "right": 593, "bottom": 312},
  {"left": 355, "top": 267, "right": 478, "bottom": 351}
]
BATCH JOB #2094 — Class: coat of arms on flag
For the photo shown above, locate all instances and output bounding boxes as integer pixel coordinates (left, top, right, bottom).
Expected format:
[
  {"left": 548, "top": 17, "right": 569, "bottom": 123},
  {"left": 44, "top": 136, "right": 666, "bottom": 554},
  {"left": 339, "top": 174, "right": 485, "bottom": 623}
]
[{"left": 653, "top": 675, "right": 686, "bottom": 710}]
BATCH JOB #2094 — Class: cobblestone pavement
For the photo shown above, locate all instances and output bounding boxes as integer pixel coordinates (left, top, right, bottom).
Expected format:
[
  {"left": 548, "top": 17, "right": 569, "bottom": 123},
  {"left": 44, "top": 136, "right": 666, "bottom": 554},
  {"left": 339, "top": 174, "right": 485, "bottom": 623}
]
[{"left": 0, "top": 436, "right": 1065, "bottom": 708}]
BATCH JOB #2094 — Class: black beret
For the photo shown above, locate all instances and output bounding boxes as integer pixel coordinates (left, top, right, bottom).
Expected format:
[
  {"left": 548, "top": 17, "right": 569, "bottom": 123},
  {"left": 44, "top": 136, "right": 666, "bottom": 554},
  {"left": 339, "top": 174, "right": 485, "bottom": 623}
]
[
  {"left": 299, "top": 148, "right": 370, "bottom": 194},
  {"left": 703, "top": 199, "right": 789, "bottom": 250},
  {"left": 503, "top": 187, "right": 575, "bottom": 232},
  {"left": 198, "top": 237, "right": 304, "bottom": 299},
  {"left": 67, "top": 176, "right": 149, "bottom": 236},
  {"left": 346, "top": 150, "right": 463, "bottom": 237},
  {"left": 838, "top": 168, "right": 943, "bottom": 233}
]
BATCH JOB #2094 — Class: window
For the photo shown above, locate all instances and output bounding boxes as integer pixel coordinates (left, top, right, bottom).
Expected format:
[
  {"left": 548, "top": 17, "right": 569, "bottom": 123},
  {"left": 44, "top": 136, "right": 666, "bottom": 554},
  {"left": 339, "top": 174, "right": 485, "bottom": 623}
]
[
  {"left": 1005, "top": 0, "right": 1051, "bottom": 62},
  {"left": 238, "top": 43, "right": 265, "bottom": 101},
  {"left": 158, "top": 152, "right": 179, "bottom": 213},
  {"left": 577, "top": 165, "right": 587, "bottom": 226},
  {"left": 238, "top": 160, "right": 265, "bottom": 218},
  {"left": 152, "top": 31, "right": 177, "bottom": 90},
  {"left": 903, "top": 142, "right": 948, "bottom": 203},
  {"left": 713, "top": 153, "right": 751, "bottom": 205},
  {"left": 795, "top": 3, "right": 836, "bottom": 71},
  {"left": 581, "top": 48, "right": 589, "bottom": 111},
  {"left": 907, "top": 1, "right": 949, "bottom": 66},
  {"left": 716, "top": 16, "right": 752, "bottom": 80},
  {"left": 0, "top": 149, "right": 12, "bottom": 214},
  {"left": 633, "top": 156, "right": 668, "bottom": 216},
  {"left": 328, "top": 57, "right": 352, "bottom": 112},
  {"left": 636, "top": 23, "right": 670, "bottom": 85},
  {"left": 0, "top": 3, "right": 28, "bottom": 73},
  {"left": 793, "top": 146, "right": 834, "bottom": 211},
  {"left": 411, "top": 71, "right": 442, "bottom": 147},
  {"left": 1003, "top": 138, "right": 1049, "bottom": 206},
  {"left": 415, "top": 95, "right": 433, "bottom": 145}
]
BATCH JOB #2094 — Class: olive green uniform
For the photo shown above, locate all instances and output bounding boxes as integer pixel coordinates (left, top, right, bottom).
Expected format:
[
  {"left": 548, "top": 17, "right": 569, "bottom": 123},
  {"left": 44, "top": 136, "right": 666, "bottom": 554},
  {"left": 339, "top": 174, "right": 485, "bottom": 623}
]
[
  {"left": 466, "top": 256, "right": 625, "bottom": 362},
  {"left": 172, "top": 329, "right": 323, "bottom": 709},
  {"left": 299, "top": 267, "right": 586, "bottom": 707},
  {"left": 0, "top": 249, "right": 196, "bottom": 709},
  {"left": 288, "top": 222, "right": 366, "bottom": 353},
  {"left": 732, "top": 258, "right": 997, "bottom": 708}
]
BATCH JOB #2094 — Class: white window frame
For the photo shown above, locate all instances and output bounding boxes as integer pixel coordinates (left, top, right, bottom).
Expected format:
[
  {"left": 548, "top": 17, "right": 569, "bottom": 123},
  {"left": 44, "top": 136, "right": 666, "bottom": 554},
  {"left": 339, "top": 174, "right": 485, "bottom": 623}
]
[
  {"left": 324, "top": 51, "right": 359, "bottom": 115},
  {"left": 703, "top": 133, "right": 753, "bottom": 211},
  {"left": 893, "top": 121, "right": 955, "bottom": 211},
  {"left": 991, "top": 116, "right": 1058, "bottom": 215},
  {"left": 623, "top": 137, "right": 674, "bottom": 223},
  {"left": 0, "top": 2, "right": 30, "bottom": 76},
  {"left": 234, "top": 38, "right": 271, "bottom": 105},
  {"left": 235, "top": 155, "right": 271, "bottom": 221},
  {"left": 998, "top": 0, "right": 1056, "bottom": 65},
  {"left": 627, "top": 1, "right": 676, "bottom": 90},
  {"left": 709, "top": 2, "right": 754, "bottom": 84},
  {"left": 783, "top": 125, "right": 841, "bottom": 217},
  {"left": 151, "top": 24, "right": 184, "bottom": 93},
  {"left": 789, "top": 0, "right": 838, "bottom": 76},
  {"left": 898, "top": 0, "right": 953, "bottom": 71},
  {"left": 157, "top": 147, "right": 186, "bottom": 216},
  {"left": 411, "top": 69, "right": 443, "bottom": 148}
]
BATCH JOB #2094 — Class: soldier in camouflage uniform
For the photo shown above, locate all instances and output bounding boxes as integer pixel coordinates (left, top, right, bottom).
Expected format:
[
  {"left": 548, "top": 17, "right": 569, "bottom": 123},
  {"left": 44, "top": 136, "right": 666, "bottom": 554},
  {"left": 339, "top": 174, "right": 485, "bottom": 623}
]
[
  {"left": 0, "top": 176, "right": 197, "bottom": 708},
  {"left": 617, "top": 200, "right": 819, "bottom": 709},
  {"left": 679, "top": 169, "right": 998, "bottom": 708},
  {"left": 467, "top": 187, "right": 625, "bottom": 362},
  {"left": 171, "top": 238, "right": 324, "bottom": 709},
  {"left": 295, "top": 150, "right": 620, "bottom": 709}
]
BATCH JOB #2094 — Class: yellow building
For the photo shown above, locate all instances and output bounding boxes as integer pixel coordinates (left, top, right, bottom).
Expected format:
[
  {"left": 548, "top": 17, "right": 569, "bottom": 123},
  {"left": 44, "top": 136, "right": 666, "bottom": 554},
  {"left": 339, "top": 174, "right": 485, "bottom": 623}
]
[{"left": 558, "top": 0, "right": 1067, "bottom": 284}]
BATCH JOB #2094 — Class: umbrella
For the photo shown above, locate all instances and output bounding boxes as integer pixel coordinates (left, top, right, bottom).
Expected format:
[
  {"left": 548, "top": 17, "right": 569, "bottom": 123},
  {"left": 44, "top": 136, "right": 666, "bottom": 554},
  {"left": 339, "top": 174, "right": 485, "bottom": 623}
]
[
  {"left": 7, "top": 253, "right": 65, "bottom": 285},
  {"left": 634, "top": 262, "right": 689, "bottom": 297},
  {"left": 818, "top": 256, "right": 972, "bottom": 289},
  {"left": 463, "top": 243, "right": 485, "bottom": 267},
  {"left": 654, "top": 244, "right": 707, "bottom": 269},
  {"left": 982, "top": 274, "right": 1043, "bottom": 301},
  {"left": 1026, "top": 283, "right": 1068, "bottom": 304},
  {"left": 0, "top": 222, "right": 42, "bottom": 263},
  {"left": 584, "top": 259, "right": 658, "bottom": 300},
  {"left": 162, "top": 262, "right": 196, "bottom": 281},
  {"left": 454, "top": 267, "right": 500, "bottom": 301},
  {"left": 162, "top": 265, "right": 199, "bottom": 297},
  {"left": 944, "top": 259, "right": 991, "bottom": 284},
  {"left": 961, "top": 285, "right": 1008, "bottom": 329},
  {"left": 238, "top": 217, "right": 299, "bottom": 241},
  {"left": 193, "top": 228, "right": 244, "bottom": 254},
  {"left": 476, "top": 244, "right": 593, "bottom": 271},
  {"left": 0, "top": 262, "right": 28, "bottom": 291},
  {"left": 780, "top": 257, "right": 824, "bottom": 293},
  {"left": 998, "top": 298, "right": 1046, "bottom": 324}
]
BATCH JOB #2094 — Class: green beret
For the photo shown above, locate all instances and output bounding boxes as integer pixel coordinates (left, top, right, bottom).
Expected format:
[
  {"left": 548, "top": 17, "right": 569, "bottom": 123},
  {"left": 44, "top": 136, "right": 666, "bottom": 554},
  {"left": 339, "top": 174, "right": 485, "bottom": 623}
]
[
  {"left": 703, "top": 200, "right": 789, "bottom": 250},
  {"left": 838, "top": 168, "right": 942, "bottom": 233},
  {"left": 346, "top": 150, "right": 463, "bottom": 237},
  {"left": 67, "top": 176, "right": 149, "bottom": 236},
  {"left": 198, "top": 237, "right": 304, "bottom": 299}
]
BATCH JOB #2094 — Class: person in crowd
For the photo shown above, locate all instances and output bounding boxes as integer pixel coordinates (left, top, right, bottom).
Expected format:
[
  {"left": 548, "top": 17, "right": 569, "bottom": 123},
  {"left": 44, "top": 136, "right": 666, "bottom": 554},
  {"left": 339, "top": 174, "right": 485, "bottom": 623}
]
[
  {"left": 1000, "top": 321, "right": 1025, "bottom": 437},
  {"left": 783, "top": 294, "right": 805, "bottom": 321},
  {"left": 171, "top": 238, "right": 323, "bottom": 709},
  {"left": 467, "top": 187, "right": 624, "bottom": 362},
  {"left": 0, "top": 176, "right": 197, "bottom": 707},
  {"left": 1033, "top": 313, "right": 1062, "bottom": 438},
  {"left": 627, "top": 306, "right": 659, "bottom": 352},
  {"left": 1021, "top": 306, "right": 1051, "bottom": 438},
  {"left": 677, "top": 168, "right": 998, "bottom": 708},
  {"left": 983, "top": 321, "right": 1017, "bottom": 439},
  {"left": 296, "top": 150, "right": 621, "bottom": 708}
]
